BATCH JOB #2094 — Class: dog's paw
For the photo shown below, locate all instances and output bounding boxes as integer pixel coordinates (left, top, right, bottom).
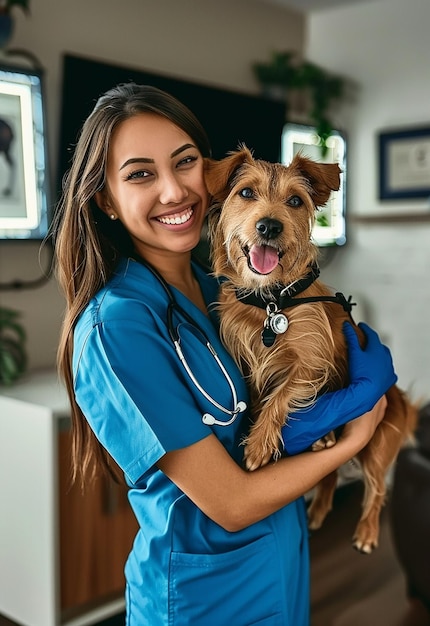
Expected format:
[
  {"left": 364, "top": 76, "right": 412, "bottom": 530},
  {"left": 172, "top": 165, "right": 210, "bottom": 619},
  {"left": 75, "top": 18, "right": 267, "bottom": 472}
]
[
  {"left": 243, "top": 443, "right": 273, "bottom": 471},
  {"left": 311, "top": 431, "right": 336, "bottom": 451},
  {"left": 352, "top": 522, "right": 379, "bottom": 554},
  {"left": 352, "top": 537, "right": 378, "bottom": 554}
]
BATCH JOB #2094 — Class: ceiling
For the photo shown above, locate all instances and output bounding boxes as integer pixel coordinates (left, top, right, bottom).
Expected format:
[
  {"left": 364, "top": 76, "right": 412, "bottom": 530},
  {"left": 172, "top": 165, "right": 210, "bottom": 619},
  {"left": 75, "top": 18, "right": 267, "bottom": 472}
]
[{"left": 260, "top": 0, "right": 372, "bottom": 12}]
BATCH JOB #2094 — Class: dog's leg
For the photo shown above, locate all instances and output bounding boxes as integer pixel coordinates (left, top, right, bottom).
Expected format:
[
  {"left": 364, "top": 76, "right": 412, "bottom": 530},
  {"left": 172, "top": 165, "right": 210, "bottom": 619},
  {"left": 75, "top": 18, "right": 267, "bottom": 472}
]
[
  {"left": 352, "top": 436, "right": 399, "bottom": 554},
  {"left": 243, "top": 412, "right": 281, "bottom": 471},
  {"left": 243, "top": 393, "right": 293, "bottom": 470},
  {"left": 352, "top": 387, "right": 415, "bottom": 553},
  {"left": 351, "top": 466, "right": 386, "bottom": 554},
  {"left": 307, "top": 470, "right": 338, "bottom": 530}
]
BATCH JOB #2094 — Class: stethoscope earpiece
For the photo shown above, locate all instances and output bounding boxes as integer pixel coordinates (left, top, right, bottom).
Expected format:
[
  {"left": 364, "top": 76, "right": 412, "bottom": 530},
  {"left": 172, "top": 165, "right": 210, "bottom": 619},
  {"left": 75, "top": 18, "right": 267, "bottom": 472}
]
[
  {"left": 202, "top": 414, "right": 216, "bottom": 426},
  {"left": 202, "top": 399, "right": 247, "bottom": 427}
]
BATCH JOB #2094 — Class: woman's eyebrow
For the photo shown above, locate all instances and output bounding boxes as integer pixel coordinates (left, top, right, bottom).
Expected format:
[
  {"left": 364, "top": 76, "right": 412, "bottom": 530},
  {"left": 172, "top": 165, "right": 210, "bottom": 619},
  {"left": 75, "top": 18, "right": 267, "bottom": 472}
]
[
  {"left": 170, "top": 143, "right": 196, "bottom": 158},
  {"left": 119, "top": 144, "right": 197, "bottom": 171},
  {"left": 120, "top": 157, "right": 153, "bottom": 170}
]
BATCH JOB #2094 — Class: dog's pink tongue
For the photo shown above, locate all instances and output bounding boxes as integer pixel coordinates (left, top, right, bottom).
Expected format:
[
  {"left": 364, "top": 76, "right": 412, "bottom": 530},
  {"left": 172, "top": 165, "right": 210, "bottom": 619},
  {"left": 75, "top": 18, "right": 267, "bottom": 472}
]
[{"left": 249, "top": 245, "right": 279, "bottom": 274}]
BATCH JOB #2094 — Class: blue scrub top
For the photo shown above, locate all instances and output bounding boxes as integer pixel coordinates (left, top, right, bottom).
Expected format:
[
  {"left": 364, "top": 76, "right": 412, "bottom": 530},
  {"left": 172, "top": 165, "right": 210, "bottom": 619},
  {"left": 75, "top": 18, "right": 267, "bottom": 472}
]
[{"left": 73, "top": 257, "right": 310, "bottom": 626}]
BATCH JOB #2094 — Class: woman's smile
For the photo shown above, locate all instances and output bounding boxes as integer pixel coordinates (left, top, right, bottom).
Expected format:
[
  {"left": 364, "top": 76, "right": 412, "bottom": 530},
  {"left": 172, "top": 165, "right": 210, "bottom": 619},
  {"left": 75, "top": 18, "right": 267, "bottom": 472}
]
[{"left": 155, "top": 206, "right": 194, "bottom": 227}]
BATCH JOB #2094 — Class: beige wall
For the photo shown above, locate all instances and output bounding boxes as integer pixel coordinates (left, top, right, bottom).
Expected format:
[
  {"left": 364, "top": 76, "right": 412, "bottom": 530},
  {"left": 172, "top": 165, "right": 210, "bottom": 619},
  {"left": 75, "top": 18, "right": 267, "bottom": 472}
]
[{"left": 0, "top": 0, "right": 304, "bottom": 370}]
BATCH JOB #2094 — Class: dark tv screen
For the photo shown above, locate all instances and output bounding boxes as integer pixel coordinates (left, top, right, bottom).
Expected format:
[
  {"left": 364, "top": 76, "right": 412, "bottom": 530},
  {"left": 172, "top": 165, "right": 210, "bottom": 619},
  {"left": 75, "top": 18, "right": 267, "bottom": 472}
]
[{"left": 57, "top": 54, "right": 287, "bottom": 194}]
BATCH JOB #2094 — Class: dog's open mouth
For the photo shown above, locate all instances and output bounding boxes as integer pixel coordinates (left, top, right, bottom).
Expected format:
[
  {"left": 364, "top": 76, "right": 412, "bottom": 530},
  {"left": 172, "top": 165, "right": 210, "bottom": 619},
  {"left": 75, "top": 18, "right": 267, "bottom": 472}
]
[{"left": 244, "top": 244, "right": 282, "bottom": 275}]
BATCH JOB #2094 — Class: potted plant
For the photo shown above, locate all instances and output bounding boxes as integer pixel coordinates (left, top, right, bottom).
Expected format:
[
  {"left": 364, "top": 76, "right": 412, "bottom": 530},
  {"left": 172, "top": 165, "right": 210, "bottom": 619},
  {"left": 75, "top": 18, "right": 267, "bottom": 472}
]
[
  {"left": 0, "top": 306, "right": 27, "bottom": 385},
  {"left": 252, "top": 50, "right": 346, "bottom": 155},
  {"left": 0, "top": 0, "right": 29, "bottom": 49},
  {"left": 253, "top": 51, "right": 302, "bottom": 101}
]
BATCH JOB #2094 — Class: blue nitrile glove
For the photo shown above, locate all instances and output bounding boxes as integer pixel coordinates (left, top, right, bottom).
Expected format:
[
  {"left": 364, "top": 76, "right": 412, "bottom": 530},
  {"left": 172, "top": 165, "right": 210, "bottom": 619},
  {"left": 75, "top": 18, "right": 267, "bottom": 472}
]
[{"left": 281, "top": 322, "right": 398, "bottom": 455}]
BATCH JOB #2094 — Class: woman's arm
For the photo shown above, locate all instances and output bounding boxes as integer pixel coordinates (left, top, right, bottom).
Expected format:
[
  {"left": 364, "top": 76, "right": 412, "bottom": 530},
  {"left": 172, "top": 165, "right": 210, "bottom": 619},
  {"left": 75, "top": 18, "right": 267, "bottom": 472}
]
[{"left": 157, "top": 394, "right": 387, "bottom": 532}]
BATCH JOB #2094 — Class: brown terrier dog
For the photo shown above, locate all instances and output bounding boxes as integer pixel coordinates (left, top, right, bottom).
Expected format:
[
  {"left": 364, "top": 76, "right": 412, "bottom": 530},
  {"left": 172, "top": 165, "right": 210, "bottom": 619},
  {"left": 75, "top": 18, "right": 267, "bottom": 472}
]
[{"left": 204, "top": 146, "right": 417, "bottom": 553}]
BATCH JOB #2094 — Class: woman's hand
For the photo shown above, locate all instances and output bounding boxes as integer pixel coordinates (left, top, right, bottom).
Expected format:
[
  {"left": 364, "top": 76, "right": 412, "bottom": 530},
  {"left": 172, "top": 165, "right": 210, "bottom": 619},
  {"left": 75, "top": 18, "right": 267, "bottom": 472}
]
[
  {"left": 339, "top": 394, "right": 388, "bottom": 450},
  {"left": 282, "top": 322, "right": 396, "bottom": 455}
]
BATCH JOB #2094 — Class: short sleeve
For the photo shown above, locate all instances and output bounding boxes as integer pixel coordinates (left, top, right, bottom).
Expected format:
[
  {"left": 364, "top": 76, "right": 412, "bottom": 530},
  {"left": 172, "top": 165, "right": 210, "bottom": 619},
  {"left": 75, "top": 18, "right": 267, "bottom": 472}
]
[{"left": 73, "top": 296, "right": 212, "bottom": 484}]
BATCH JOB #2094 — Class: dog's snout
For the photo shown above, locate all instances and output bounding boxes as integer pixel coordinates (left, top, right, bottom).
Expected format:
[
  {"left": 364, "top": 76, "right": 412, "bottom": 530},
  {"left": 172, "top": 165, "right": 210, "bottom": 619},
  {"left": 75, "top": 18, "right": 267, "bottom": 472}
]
[{"left": 255, "top": 218, "right": 283, "bottom": 240}]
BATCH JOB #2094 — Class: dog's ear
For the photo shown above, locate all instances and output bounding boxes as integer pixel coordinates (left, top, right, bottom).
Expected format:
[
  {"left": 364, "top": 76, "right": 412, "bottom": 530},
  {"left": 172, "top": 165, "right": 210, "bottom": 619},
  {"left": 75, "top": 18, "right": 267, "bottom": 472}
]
[
  {"left": 291, "top": 154, "right": 341, "bottom": 207},
  {"left": 204, "top": 146, "right": 254, "bottom": 198}
]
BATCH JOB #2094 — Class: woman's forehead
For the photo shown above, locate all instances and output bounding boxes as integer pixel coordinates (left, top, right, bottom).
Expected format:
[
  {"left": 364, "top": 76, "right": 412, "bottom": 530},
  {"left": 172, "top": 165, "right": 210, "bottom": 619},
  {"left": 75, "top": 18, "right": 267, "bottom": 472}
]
[{"left": 110, "top": 113, "right": 193, "bottom": 157}]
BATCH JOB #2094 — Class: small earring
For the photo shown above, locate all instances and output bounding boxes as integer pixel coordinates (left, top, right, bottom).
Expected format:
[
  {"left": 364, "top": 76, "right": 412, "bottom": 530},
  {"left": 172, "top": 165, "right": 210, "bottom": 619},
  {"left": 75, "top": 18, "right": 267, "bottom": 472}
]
[{"left": 110, "top": 214, "right": 117, "bottom": 220}]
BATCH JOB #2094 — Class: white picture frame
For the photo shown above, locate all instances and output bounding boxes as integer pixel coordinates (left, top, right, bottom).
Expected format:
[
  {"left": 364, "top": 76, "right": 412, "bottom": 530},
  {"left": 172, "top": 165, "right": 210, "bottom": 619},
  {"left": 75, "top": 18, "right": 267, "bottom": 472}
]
[{"left": 0, "top": 64, "right": 49, "bottom": 240}]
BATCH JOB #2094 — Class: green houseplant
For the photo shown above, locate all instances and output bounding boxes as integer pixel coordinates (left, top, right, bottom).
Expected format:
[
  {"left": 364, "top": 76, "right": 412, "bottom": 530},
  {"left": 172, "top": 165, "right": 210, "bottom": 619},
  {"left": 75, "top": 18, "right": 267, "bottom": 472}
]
[
  {"left": 0, "top": 306, "right": 27, "bottom": 385},
  {"left": 252, "top": 51, "right": 346, "bottom": 155},
  {"left": 253, "top": 51, "right": 301, "bottom": 100}
]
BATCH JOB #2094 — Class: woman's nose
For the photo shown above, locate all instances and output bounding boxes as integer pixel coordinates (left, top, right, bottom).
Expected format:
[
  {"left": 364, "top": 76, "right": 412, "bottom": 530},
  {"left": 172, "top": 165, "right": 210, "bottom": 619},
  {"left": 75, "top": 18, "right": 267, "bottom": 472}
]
[{"left": 159, "top": 172, "right": 188, "bottom": 205}]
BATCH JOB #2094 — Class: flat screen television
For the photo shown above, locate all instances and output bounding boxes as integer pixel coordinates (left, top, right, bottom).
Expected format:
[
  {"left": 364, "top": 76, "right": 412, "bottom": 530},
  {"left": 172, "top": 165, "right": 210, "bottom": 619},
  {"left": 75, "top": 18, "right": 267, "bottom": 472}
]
[
  {"left": 57, "top": 54, "right": 287, "bottom": 190},
  {"left": 0, "top": 63, "right": 50, "bottom": 241}
]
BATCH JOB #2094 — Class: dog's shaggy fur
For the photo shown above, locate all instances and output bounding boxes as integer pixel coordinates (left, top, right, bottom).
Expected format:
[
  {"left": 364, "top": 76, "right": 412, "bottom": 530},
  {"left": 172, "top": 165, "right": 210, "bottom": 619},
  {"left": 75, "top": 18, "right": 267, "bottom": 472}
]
[{"left": 204, "top": 146, "right": 417, "bottom": 553}]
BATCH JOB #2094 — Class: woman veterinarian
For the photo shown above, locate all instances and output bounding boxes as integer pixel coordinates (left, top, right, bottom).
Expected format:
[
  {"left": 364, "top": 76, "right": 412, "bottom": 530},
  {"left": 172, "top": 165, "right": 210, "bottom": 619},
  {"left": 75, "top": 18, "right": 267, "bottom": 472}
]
[{"left": 54, "top": 83, "right": 396, "bottom": 626}]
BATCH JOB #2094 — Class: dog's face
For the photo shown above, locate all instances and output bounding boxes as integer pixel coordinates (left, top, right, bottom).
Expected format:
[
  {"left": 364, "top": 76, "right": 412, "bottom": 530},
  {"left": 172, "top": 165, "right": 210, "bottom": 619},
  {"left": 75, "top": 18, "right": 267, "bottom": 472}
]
[{"left": 205, "top": 146, "right": 341, "bottom": 290}]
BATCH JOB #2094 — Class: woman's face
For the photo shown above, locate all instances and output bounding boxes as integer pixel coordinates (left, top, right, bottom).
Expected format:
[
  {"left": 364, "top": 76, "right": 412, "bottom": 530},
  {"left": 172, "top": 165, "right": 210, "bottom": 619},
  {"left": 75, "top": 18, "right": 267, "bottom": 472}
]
[{"left": 97, "top": 112, "right": 209, "bottom": 264}]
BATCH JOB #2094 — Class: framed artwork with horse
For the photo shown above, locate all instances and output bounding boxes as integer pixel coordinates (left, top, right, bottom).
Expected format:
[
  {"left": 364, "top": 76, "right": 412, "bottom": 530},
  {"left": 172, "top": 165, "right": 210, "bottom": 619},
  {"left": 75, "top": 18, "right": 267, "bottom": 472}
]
[{"left": 0, "top": 63, "right": 50, "bottom": 240}]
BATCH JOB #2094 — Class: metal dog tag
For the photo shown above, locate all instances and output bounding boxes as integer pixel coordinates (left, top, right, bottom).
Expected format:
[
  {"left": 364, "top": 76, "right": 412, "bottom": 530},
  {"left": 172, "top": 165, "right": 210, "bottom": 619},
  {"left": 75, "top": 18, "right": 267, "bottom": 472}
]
[
  {"left": 262, "top": 303, "right": 289, "bottom": 347},
  {"left": 269, "top": 313, "right": 289, "bottom": 334}
]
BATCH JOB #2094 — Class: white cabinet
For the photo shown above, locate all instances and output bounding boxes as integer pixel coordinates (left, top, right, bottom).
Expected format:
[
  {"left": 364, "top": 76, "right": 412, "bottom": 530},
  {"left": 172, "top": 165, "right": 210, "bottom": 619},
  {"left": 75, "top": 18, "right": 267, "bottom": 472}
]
[{"left": 0, "top": 370, "right": 137, "bottom": 626}]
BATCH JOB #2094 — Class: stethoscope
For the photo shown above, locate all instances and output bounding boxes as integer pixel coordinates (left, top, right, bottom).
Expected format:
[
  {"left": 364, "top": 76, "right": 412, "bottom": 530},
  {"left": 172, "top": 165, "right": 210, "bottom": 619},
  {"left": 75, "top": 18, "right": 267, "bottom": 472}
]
[{"left": 133, "top": 256, "right": 247, "bottom": 427}]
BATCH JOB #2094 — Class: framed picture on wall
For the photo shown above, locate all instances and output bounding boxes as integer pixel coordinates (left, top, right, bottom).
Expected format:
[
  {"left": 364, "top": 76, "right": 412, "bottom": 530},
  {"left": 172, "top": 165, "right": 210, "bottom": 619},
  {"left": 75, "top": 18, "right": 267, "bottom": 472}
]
[
  {"left": 378, "top": 126, "right": 430, "bottom": 200},
  {"left": 0, "top": 64, "right": 50, "bottom": 240}
]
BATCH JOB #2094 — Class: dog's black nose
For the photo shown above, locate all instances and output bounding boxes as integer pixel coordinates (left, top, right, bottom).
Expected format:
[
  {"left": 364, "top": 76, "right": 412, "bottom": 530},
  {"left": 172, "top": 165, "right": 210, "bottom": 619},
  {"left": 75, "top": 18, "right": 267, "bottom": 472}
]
[{"left": 255, "top": 218, "right": 283, "bottom": 240}]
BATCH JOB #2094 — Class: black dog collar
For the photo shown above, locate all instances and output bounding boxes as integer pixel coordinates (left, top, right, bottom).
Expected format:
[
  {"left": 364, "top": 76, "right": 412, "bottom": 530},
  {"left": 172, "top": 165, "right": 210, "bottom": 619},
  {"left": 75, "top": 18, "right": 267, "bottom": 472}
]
[{"left": 234, "top": 263, "right": 355, "bottom": 347}]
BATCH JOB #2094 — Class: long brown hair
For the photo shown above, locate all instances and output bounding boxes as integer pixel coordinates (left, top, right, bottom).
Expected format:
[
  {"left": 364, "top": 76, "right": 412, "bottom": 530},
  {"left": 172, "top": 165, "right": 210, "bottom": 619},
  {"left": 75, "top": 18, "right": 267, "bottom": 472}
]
[{"left": 53, "top": 83, "right": 211, "bottom": 486}]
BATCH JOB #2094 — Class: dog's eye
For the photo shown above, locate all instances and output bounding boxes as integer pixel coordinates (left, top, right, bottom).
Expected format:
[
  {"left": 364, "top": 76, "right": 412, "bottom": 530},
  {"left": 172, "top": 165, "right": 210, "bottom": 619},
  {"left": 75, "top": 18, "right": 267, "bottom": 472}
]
[
  {"left": 239, "top": 187, "right": 255, "bottom": 199},
  {"left": 287, "top": 195, "right": 303, "bottom": 208}
]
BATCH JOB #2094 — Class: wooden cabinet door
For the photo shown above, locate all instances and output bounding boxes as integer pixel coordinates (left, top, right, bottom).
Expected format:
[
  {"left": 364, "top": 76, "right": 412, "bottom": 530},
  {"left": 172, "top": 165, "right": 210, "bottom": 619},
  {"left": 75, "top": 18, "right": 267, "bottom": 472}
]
[{"left": 58, "top": 430, "right": 138, "bottom": 613}]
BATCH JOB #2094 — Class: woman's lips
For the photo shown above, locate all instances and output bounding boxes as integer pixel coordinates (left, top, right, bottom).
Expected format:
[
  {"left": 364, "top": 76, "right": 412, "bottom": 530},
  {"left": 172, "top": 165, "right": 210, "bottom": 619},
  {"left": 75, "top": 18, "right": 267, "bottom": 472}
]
[{"left": 156, "top": 207, "right": 194, "bottom": 225}]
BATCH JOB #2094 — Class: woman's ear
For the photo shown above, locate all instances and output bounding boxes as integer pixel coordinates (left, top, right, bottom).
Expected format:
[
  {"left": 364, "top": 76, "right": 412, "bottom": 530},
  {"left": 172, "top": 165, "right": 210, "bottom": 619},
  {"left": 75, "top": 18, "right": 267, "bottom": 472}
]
[
  {"left": 95, "top": 190, "right": 117, "bottom": 220},
  {"left": 94, "top": 190, "right": 109, "bottom": 213}
]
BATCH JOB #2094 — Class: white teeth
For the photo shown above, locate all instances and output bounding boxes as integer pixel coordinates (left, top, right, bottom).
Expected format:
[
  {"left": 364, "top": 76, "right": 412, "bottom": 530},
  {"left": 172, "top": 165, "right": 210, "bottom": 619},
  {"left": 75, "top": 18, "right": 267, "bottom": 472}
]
[{"left": 158, "top": 208, "right": 193, "bottom": 225}]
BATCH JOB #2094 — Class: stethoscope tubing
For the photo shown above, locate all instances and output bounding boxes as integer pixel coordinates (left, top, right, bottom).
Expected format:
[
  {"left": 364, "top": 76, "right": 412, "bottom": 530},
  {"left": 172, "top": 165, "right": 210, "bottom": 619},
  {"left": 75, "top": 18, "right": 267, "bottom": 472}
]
[
  {"left": 173, "top": 334, "right": 242, "bottom": 417},
  {"left": 132, "top": 256, "right": 247, "bottom": 426}
]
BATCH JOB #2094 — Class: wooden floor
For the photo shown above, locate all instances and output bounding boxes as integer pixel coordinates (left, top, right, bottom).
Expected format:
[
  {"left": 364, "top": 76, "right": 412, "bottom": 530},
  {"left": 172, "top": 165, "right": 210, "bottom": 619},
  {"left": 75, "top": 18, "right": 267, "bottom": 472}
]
[
  {"left": 1, "top": 481, "right": 429, "bottom": 626},
  {"left": 309, "top": 481, "right": 430, "bottom": 626}
]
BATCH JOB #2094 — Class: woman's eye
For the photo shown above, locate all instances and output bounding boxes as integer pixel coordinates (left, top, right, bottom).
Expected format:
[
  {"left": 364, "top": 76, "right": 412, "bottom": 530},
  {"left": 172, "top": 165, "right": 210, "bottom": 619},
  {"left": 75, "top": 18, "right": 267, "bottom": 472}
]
[
  {"left": 287, "top": 195, "right": 303, "bottom": 208},
  {"left": 177, "top": 154, "right": 198, "bottom": 167},
  {"left": 239, "top": 187, "right": 255, "bottom": 199},
  {"left": 125, "top": 169, "right": 150, "bottom": 181}
]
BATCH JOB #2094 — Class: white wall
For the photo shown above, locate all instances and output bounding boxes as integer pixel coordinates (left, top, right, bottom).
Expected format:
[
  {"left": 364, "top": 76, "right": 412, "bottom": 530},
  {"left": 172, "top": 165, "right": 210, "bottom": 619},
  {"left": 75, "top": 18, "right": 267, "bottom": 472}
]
[
  {"left": 0, "top": 0, "right": 304, "bottom": 370},
  {"left": 307, "top": 0, "right": 430, "bottom": 403}
]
